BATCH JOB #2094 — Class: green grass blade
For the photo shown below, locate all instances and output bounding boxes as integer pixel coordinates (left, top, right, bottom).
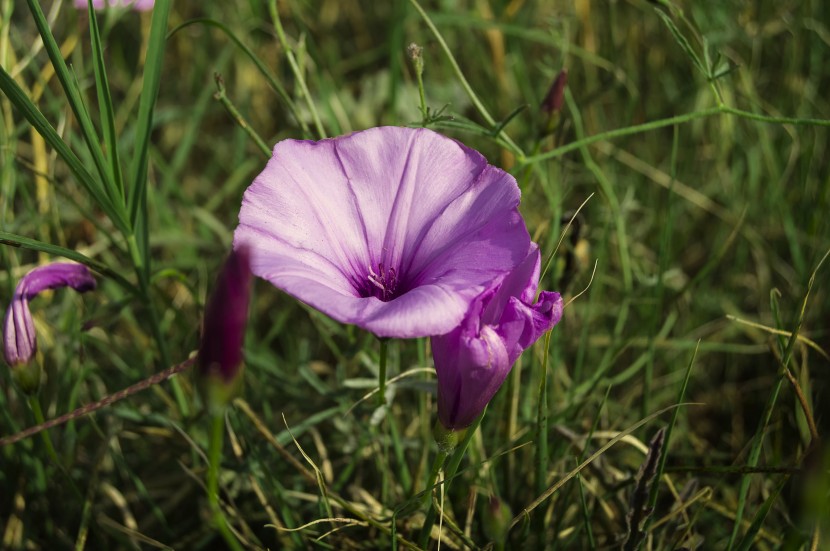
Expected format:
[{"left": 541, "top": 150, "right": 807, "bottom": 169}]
[
  {"left": 23, "top": 0, "right": 122, "bottom": 217},
  {"left": 0, "top": 66, "right": 125, "bottom": 233},
  {"left": 0, "top": 230, "right": 138, "bottom": 295},
  {"left": 640, "top": 341, "right": 699, "bottom": 548},
  {"left": 127, "top": 0, "right": 171, "bottom": 254},
  {"left": 87, "top": 0, "right": 124, "bottom": 203},
  {"left": 734, "top": 475, "right": 789, "bottom": 551}
]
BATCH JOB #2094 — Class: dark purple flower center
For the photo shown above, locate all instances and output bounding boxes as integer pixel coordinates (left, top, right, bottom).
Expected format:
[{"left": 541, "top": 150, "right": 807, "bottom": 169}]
[{"left": 359, "top": 262, "right": 401, "bottom": 301}]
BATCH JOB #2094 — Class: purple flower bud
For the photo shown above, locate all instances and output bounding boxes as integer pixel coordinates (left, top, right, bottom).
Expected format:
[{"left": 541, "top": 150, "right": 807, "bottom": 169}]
[
  {"left": 541, "top": 69, "right": 568, "bottom": 116},
  {"left": 74, "top": 0, "right": 154, "bottom": 10},
  {"left": 197, "top": 247, "right": 252, "bottom": 387},
  {"left": 430, "top": 247, "right": 563, "bottom": 430},
  {"left": 3, "top": 263, "right": 97, "bottom": 367}
]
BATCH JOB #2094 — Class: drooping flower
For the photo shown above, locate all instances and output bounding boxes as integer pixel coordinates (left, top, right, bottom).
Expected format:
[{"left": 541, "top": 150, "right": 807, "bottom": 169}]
[
  {"left": 3, "top": 263, "right": 97, "bottom": 368},
  {"left": 431, "top": 247, "right": 563, "bottom": 430},
  {"left": 197, "top": 247, "right": 252, "bottom": 409},
  {"left": 74, "top": 0, "right": 154, "bottom": 11},
  {"left": 233, "top": 126, "right": 532, "bottom": 338}
]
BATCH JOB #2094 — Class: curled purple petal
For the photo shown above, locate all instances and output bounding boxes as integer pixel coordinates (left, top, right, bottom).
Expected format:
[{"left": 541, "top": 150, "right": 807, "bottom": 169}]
[
  {"left": 3, "top": 263, "right": 97, "bottom": 367},
  {"left": 197, "top": 247, "right": 252, "bottom": 383},
  {"left": 431, "top": 248, "right": 563, "bottom": 430},
  {"left": 234, "top": 126, "right": 532, "bottom": 338}
]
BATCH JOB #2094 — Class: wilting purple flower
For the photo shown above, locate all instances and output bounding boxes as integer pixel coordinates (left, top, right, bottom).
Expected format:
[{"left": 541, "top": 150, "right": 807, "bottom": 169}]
[
  {"left": 3, "top": 263, "right": 97, "bottom": 367},
  {"left": 431, "top": 247, "right": 563, "bottom": 430},
  {"left": 197, "top": 247, "right": 252, "bottom": 384},
  {"left": 74, "top": 0, "right": 154, "bottom": 11},
  {"left": 234, "top": 126, "right": 532, "bottom": 338}
]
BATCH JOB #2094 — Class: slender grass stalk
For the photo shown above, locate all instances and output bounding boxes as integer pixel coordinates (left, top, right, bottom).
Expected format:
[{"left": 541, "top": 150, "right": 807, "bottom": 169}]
[
  {"left": 28, "top": 395, "right": 60, "bottom": 467},
  {"left": 535, "top": 332, "right": 552, "bottom": 496},
  {"left": 267, "top": 0, "right": 327, "bottom": 139},
  {"left": 168, "top": 18, "right": 310, "bottom": 138},
  {"left": 213, "top": 73, "right": 271, "bottom": 158},
  {"left": 522, "top": 105, "right": 830, "bottom": 166},
  {"left": 565, "top": 89, "right": 632, "bottom": 293},
  {"left": 418, "top": 412, "right": 484, "bottom": 547},
  {"left": 643, "top": 125, "right": 679, "bottom": 418},
  {"left": 207, "top": 413, "right": 244, "bottom": 551},
  {"left": 728, "top": 250, "right": 830, "bottom": 547},
  {"left": 407, "top": 0, "right": 524, "bottom": 158},
  {"left": 639, "top": 342, "right": 699, "bottom": 550},
  {"left": 377, "top": 338, "right": 388, "bottom": 406}
]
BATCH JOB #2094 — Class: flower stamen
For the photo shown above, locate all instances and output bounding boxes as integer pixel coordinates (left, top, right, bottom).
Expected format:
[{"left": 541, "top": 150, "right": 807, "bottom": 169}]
[{"left": 366, "top": 263, "right": 398, "bottom": 301}]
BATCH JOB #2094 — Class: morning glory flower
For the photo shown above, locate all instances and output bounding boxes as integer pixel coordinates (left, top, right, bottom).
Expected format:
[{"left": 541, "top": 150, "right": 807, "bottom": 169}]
[
  {"left": 197, "top": 247, "right": 252, "bottom": 409},
  {"left": 74, "top": 0, "right": 154, "bottom": 11},
  {"left": 431, "top": 247, "right": 563, "bottom": 430},
  {"left": 234, "top": 126, "right": 532, "bottom": 338},
  {"left": 3, "top": 263, "right": 97, "bottom": 367}
]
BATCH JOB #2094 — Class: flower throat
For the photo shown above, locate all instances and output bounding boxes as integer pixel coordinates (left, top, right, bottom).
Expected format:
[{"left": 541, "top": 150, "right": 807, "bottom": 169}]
[{"left": 361, "top": 262, "right": 399, "bottom": 301}]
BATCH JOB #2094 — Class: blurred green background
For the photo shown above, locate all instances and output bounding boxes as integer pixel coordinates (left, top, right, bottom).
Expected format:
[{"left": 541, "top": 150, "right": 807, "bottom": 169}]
[{"left": 1, "top": 0, "right": 828, "bottom": 549}]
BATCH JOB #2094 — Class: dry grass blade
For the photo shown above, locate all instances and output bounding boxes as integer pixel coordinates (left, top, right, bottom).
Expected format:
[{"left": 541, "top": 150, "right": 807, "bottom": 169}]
[{"left": 508, "top": 403, "right": 699, "bottom": 531}]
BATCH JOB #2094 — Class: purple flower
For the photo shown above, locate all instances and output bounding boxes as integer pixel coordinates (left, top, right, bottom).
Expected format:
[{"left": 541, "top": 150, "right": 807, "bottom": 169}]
[
  {"left": 233, "top": 126, "right": 532, "bottom": 338},
  {"left": 197, "top": 247, "right": 252, "bottom": 385},
  {"left": 74, "top": 0, "right": 154, "bottom": 11},
  {"left": 431, "top": 247, "right": 563, "bottom": 430},
  {"left": 3, "top": 263, "right": 97, "bottom": 367}
]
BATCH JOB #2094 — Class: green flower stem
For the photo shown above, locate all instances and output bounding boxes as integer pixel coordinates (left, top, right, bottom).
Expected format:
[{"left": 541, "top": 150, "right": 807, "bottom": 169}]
[
  {"left": 28, "top": 395, "right": 85, "bottom": 502},
  {"left": 417, "top": 412, "right": 485, "bottom": 547},
  {"left": 377, "top": 338, "right": 389, "bottom": 406},
  {"left": 520, "top": 105, "right": 830, "bottom": 166},
  {"left": 207, "top": 413, "right": 244, "bottom": 551},
  {"left": 417, "top": 450, "right": 447, "bottom": 547},
  {"left": 421, "top": 450, "right": 448, "bottom": 509},
  {"left": 28, "top": 395, "right": 60, "bottom": 467}
]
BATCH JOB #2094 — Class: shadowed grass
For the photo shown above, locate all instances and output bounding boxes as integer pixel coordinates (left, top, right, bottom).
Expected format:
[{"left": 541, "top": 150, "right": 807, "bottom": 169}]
[{"left": 1, "top": 0, "right": 829, "bottom": 549}]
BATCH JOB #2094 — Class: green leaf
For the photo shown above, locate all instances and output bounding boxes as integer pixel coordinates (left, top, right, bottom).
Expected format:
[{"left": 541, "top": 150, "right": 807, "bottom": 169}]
[
  {"left": 23, "top": 0, "right": 125, "bottom": 223},
  {"left": 0, "top": 230, "right": 138, "bottom": 296},
  {"left": 0, "top": 66, "right": 127, "bottom": 234},
  {"left": 88, "top": 0, "right": 125, "bottom": 204},
  {"left": 128, "top": 0, "right": 172, "bottom": 271}
]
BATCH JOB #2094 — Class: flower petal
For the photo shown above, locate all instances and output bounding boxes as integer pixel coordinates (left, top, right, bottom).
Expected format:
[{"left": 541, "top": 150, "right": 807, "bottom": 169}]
[
  {"left": 3, "top": 263, "right": 96, "bottom": 366},
  {"left": 433, "top": 324, "right": 511, "bottom": 429},
  {"left": 235, "top": 127, "right": 531, "bottom": 337}
]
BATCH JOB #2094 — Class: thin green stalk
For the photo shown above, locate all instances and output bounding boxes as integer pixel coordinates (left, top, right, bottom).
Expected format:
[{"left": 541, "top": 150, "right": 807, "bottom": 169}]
[
  {"left": 377, "top": 338, "right": 388, "bottom": 406},
  {"left": 407, "top": 0, "right": 524, "bottom": 158},
  {"left": 267, "top": 0, "right": 327, "bottom": 139},
  {"left": 208, "top": 413, "right": 244, "bottom": 551},
  {"left": 420, "top": 450, "right": 448, "bottom": 509},
  {"left": 28, "top": 395, "right": 60, "bottom": 467},
  {"left": 643, "top": 124, "right": 679, "bottom": 418},
  {"left": 521, "top": 105, "right": 830, "bottom": 166},
  {"left": 565, "top": 89, "right": 632, "bottom": 293},
  {"left": 536, "top": 332, "right": 552, "bottom": 496},
  {"left": 387, "top": 410, "right": 412, "bottom": 494},
  {"left": 418, "top": 412, "right": 485, "bottom": 547},
  {"left": 214, "top": 74, "right": 271, "bottom": 159},
  {"left": 728, "top": 250, "right": 830, "bottom": 547},
  {"left": 129, "top": 242, "right": 189, "bottom": 418}
]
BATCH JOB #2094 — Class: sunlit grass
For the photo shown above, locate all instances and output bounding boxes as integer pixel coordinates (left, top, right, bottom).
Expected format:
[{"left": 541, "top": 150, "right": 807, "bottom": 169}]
[{"left": 1, "top": 0, "right": 828, "bottom": 549}]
